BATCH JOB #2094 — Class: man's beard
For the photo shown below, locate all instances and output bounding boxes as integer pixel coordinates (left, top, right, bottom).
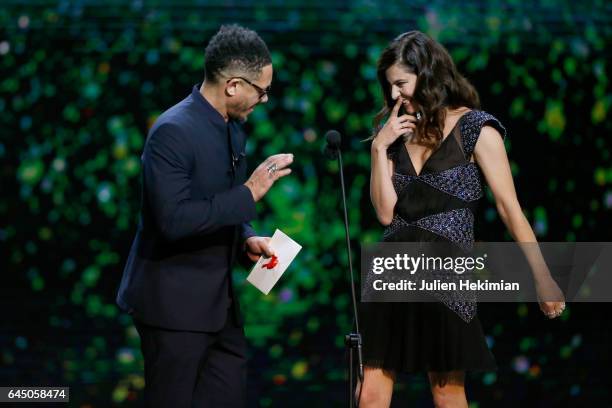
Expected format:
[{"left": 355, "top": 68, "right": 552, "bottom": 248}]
[{"left": 228, "top": 102, "right": 252, "bottom": 123}]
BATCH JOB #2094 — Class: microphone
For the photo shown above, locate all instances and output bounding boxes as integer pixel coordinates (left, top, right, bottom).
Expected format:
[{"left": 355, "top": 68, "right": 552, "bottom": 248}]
[
  {"left": 325, "top": 129, "right": 341, "bottom": 148},
  {"left": 322, "top": 129, "right": 364, "bottom": 403},
  {"left": 229, "top": 151, "right": 245, "bottom": 174},
  {"left": 323, "top": 129, "right": 341, "bottom": 159},
  {"left": 233, "top": 151, "right": 246, "bottom": 166}
]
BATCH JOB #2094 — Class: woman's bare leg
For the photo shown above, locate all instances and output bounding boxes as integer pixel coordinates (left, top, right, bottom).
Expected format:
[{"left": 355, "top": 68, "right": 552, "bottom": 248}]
[
  {"left": 355, "top": 367, "right": 396, "bottom": 408},
  {"left": 427, "top": 370, "right": 468, "bottom": 408}
]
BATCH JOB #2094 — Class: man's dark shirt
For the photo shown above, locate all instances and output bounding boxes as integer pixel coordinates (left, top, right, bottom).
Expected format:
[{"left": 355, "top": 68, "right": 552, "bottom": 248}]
[{"left": 117, "top": 85, "right": 256, "bottom": 331}]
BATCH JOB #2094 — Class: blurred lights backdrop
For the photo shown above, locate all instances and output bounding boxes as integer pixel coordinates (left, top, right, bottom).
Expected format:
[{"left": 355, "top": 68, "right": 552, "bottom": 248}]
[{"left": 1, "top": 0, "right": 611, "bottom": 406}]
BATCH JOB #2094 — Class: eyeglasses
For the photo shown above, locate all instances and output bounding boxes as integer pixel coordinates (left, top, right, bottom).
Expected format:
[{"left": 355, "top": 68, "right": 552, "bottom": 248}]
[{"left": 226, "top": 76, "right": 271, "bottom": 100}]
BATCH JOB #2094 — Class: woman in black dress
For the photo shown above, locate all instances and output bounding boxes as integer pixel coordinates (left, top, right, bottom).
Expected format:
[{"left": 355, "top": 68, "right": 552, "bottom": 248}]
[{"left": 359, "top": 31, "right": 566, "bottom": 407}]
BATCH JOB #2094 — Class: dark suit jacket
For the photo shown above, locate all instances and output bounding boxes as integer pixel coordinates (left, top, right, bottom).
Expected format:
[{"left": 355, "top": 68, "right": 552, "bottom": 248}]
[{"left": 117, "top": 85, "right": 257, "bottom": 332}]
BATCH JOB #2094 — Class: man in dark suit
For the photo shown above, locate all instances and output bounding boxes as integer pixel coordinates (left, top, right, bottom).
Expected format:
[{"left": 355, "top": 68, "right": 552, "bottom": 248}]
[{"left": 116, "top": 24, "right": 293, "bottom": 407}]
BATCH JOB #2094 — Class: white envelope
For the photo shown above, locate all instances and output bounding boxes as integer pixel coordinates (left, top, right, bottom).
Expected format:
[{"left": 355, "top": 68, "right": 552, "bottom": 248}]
[{"left": 246, "top": 229, "right": 302, "bottom": 295}]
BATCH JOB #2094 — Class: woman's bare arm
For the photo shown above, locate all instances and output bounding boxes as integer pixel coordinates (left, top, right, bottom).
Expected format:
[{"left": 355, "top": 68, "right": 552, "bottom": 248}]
[
  {"left": 370, "top": 142, "right": 397, "bottom": 226},
  {"left": 475, "top": 126, "right": 565, "bottom": 316}
]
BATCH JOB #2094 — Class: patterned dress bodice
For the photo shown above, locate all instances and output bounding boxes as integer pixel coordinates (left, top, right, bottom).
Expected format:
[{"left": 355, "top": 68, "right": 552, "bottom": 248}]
[
  {"left": 383, "top": 110, "right": 507, "bottom": 250},
  {"left": 381, "top": 110, "right": 507, "bottom": 322}
]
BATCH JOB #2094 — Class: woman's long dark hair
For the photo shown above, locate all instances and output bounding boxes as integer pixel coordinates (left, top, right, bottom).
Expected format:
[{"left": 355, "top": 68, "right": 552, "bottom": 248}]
[{"left": 371, "top": 31, "right": 480, "bottom": 148}]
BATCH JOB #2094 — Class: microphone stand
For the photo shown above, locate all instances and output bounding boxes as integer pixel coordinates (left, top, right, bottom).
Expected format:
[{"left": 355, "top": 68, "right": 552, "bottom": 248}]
[{"left": 327, "top": 143, "right": 363, "bottom": 407}]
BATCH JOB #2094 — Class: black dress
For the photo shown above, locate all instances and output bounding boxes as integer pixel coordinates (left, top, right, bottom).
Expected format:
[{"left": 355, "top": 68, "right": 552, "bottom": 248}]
[{"left": 360, "top": 110, "right": 506, "bottom": 373}]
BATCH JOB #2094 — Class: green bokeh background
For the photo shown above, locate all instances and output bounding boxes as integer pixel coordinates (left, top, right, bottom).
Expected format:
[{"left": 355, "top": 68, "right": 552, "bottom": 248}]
[{"left": 1, "top": 1, "right": 611, "bottom": 406}]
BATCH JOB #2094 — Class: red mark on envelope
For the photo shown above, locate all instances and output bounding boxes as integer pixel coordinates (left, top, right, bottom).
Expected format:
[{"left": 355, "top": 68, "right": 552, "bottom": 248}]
[{"left": 262, "top": 255, "right": 279, "bottom": 270}]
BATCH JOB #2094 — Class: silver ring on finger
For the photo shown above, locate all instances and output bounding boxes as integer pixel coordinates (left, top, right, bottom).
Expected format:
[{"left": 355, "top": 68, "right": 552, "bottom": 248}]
[{"left": 266, "top": 163, "right": 278, "bottom": 175}]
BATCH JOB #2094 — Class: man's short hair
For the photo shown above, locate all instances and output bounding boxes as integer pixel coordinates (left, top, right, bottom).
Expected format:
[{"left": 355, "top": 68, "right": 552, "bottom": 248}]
[{"left": 204, "top": 24, "right": 271, "bottom": 83}]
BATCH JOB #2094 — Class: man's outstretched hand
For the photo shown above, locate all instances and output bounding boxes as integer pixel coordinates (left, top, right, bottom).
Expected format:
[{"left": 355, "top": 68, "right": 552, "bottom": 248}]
[{"left": 244, "top": 153, "right": 293, "bottom": 202}]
